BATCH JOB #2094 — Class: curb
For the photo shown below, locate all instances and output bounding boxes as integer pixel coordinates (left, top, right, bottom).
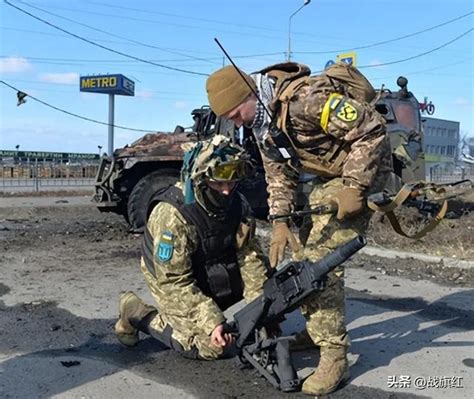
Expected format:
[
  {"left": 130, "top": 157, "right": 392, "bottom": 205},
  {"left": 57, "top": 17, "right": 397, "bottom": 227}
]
[
  {"left": 0, "top": 196, "right": 93, "bottom": 208},
  {"left": 256, "top": 226, "right": 473, "bottom": 269},
  {"left": 360, "top": 246, "right": 474, "bottom": 269}
]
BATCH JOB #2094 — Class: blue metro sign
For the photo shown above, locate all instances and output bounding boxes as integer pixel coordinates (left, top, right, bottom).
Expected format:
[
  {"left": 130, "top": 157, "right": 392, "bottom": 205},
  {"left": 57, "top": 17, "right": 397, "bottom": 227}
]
[{"left": 80, "top": 74, "right": 135, "bottom": 96}]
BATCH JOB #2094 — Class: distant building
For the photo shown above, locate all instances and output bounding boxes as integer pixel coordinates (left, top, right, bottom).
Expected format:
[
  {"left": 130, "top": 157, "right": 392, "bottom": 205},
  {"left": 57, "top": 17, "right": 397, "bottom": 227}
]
[{"left": 422, "top": 117, "right": 460, "bottom": 178}]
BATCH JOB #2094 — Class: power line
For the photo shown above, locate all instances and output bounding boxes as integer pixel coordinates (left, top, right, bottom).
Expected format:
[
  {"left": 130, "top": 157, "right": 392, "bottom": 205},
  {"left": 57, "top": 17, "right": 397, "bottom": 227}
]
[
  {"left": 0, "top": 80, "right": 157, "bottom": 133},
  {"left": 66, "top": 0, "right": 474, "bottom": 52},
  {"left": 369, "top": 57, "right": 474, "bottom": 81},
  {"left": 2, "top": 6, "right": 285, "bottom": 66},
  {"left": 85, "top": 0, "right": 284, "bottom": 35},
  {"left": 17, "top": 1, "right": 474, "bottom": 53},
  {"left": 357, "top": 28, "right": 473, "bottom": 69},
  {"left": 0, "top": 51, "right": 286, "bottom": 65},
  {"left": 5, "top": 78, "right": 207, "bottom": 97},
  {"left": 0, "top": 25, "right": 173, "bottom": 48},
  {"left": 0, "top": 22, "right": 284, "bottom": 66},
  {"left": 9, "top": 1, "right": 472, "bottom": 65},
  {"left": 294, "top": 11, "right": 474, "bottom": 55},
  {"left": 0, "top": 25, "right": 69, "bottom": 38},
  {"left": 15, "top": 0, "right": 284, "bottom": 42},
  {"left": 18, "top": 0, "right": 219, "bottom": 66},
  {"left": 5, "top": 1, "right": 472, "bottom": 78},
  {"left": 4, "top": 0, "right": 210, "bottom": 77},
  {"left": 0, "top": 20, "right": 285, "bottom": 62},
  {"left": 309, "top": 28, "right": 474, "bottom": 72},
  {"left": 0, "top": 55, "right": 215, "bottom": 69},
  {"left": 45, "top": 1, "right": 474, "bottom": 54}
]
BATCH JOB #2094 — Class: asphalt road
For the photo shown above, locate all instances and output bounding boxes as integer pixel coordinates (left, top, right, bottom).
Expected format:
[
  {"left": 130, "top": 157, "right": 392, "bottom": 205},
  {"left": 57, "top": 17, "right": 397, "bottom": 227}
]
[{"left": 0, "top": 197, "right": 472, "bottom": 398}]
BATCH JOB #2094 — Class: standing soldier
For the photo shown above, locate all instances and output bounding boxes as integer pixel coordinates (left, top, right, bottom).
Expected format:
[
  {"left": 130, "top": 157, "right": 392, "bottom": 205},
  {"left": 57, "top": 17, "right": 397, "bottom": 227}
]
[
  {"left": 206, "top": 62, "right": 392, "bottom": 395},
  {"left": 115, "top": 135, "right": 268, "bottom": 360}
]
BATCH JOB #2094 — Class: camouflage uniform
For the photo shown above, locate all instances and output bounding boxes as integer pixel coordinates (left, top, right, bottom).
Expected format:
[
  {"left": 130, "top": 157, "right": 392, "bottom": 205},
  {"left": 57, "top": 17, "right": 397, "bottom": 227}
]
[
  {"left": 116, "top": 135, "right": 268, "bottom": 360},
  {"left": 140, "top": 196, "right": 267, "bottom": 360},
  {"left": 255, "top": 63, "right": 392, "bottom": 349}
]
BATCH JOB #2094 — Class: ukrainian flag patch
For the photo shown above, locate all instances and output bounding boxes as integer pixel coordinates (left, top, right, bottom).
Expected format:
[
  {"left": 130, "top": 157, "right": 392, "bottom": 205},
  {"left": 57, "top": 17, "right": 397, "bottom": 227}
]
[{"left": 156, "top": 231, "right": 174, "bottom": 262}]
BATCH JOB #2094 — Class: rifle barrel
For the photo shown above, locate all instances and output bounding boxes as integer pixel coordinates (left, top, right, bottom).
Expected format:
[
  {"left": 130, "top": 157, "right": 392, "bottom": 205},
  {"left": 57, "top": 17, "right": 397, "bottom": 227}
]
[{"left": 314, "top": 235, "right": 367, "bottom": 275}]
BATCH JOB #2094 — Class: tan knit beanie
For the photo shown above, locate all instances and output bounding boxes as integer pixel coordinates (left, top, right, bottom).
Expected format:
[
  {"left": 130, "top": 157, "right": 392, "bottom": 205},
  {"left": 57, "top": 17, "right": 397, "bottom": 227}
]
[{"left": 206, "top": 66, "right": 256, "bottom": 116}]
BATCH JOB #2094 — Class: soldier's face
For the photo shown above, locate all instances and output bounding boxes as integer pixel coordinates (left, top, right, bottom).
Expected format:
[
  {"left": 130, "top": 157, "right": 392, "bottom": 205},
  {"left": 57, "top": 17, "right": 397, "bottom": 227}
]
[
  {"left": 207, "top": 180, "right": 237, "bottom": 196},
  {"left": 224, "top": 94, "right": 257, "bottom": 128}
]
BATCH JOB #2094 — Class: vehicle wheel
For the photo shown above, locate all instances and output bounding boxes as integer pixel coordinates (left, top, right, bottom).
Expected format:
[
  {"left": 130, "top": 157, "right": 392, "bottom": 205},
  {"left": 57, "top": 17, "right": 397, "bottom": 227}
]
[{"left": 127, "top": 169, "right": 179, "bottom": 233}]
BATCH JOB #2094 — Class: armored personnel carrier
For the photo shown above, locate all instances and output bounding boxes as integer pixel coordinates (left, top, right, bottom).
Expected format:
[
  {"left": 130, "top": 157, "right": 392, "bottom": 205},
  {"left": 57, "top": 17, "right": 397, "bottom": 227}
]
[
  {"left": 93, "top": 77, "right": 425, "bottom": 232},
  {"left": 93, "top": 106, "right": 267, "bottom": 232},
  {"left": 375, "top": 76, "right": 425, "bottom": 184}
]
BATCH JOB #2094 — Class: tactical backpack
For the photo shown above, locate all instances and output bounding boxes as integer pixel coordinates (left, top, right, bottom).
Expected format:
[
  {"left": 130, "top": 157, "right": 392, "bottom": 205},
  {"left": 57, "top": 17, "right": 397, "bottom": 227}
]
[
  {"left": 321, "top": 62, "right": 376, "bottom": 103},
  {"left": 271, "top": 62, "right": 377, "bottom": 171},
  {"left": 276, "top": 62, "right": 376, "bottom": 113}
]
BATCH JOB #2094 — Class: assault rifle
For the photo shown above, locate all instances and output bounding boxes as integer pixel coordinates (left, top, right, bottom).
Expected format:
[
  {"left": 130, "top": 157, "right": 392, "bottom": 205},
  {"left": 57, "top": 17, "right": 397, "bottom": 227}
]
[
  {"left": 270, "top": 180, "right": 472, "bottom": 238},
  {"left": 366, "top": 180, "right": 472, "bottom": 238},
  {"left": 268, "top": 194, "right": 447, "bottom": 222},
  {"left": 225, "top": 235, "right": 366, "bottom": 392}
]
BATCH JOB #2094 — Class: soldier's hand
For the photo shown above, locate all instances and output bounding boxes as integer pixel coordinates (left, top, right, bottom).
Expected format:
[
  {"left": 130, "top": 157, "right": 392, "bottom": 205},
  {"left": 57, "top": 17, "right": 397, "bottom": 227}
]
[
  {"left": 211, "top": 324, "right": 235, "bottom": 348},
  {"left": 269, "top": 221, "right": 301, "bottom": 268},
  {"left": 332, "top": 187, "right": 365, "bottom": 220}
]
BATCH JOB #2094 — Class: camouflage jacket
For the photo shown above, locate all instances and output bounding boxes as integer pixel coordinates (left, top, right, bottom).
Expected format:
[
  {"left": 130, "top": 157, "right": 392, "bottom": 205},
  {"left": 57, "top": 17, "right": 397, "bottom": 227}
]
[
  {"left": 256, "top": 63, "right": 393, "bottom": 217},
  {"left": 141, "top": 199, "right": 267, "bottom": 336}
]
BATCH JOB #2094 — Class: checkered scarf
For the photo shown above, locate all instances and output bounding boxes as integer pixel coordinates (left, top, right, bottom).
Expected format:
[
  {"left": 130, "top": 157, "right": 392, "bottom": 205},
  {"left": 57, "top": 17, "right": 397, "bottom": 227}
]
[{"left": 246, "top": 73, "right": 274, "bottom": 142}]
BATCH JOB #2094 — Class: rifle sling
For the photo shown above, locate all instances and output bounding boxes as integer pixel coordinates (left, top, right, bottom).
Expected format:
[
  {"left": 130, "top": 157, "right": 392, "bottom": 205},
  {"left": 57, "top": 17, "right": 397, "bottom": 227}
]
[
  {"left": 368, "top": 183, "right": 448, "bottom": 239},
  {"left": 381, "top": 200, "right": 447, "bottom": 239},
  {"left": 368, "top": 185, "right": 413, "bottom": 213}
]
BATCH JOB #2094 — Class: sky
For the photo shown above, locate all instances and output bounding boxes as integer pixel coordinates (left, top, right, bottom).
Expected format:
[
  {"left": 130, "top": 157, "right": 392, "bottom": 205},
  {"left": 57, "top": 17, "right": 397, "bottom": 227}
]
[{"left": 0, "top": 0, "right": 473, "bottom": 154}]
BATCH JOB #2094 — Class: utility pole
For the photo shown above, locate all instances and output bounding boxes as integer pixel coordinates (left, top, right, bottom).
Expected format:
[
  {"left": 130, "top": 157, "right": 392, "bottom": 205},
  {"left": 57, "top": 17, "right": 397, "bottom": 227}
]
[{"left": 287, "top": 0, "right": 311, "bottom": 61}]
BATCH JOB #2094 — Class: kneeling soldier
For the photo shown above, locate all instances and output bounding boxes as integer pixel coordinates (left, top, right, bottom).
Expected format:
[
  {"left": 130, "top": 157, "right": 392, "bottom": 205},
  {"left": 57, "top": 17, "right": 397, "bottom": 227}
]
[{"left": 115, "top": 135, "right": 268, "bottom": 359}]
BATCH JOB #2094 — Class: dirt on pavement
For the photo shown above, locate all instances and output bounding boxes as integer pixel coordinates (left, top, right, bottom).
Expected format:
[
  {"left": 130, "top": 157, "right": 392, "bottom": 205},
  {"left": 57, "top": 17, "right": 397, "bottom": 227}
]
[
  {"left": 0, "top": 193, "right": 472, "bottom": 398},
  {"left": 1, "top": 201, "right": 436, "bottom": 399},
  {"left": 1, "top": 198, "right": 472, "bottom": 291},
  {"left": 366, "top": 192, "right": 474, "bottom": 260}
]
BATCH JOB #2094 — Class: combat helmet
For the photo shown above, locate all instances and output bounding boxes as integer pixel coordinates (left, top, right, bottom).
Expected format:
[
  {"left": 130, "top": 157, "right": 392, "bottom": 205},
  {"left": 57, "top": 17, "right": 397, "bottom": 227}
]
[{"left": 182, "top": 135, "right": 254, "bottom": 216}]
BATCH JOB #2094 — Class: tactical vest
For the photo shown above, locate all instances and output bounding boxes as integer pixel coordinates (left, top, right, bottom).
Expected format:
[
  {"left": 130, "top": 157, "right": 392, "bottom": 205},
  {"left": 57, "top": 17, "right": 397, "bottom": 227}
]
[
  {"left": 260, "top": 62, "right": 373, "bottom": 177},
  {"left": 142, "top": 186, "right": 244, "bottom": 311}
]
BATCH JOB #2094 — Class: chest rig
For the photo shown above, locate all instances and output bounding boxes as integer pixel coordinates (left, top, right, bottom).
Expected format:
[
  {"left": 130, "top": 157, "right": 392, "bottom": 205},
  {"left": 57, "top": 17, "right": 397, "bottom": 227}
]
[
  {"left": 255, "top": 63, "right": 310, "bottom": 164},
  {"left": 142, "top": 186, "right": 244, "bottom": 311}
]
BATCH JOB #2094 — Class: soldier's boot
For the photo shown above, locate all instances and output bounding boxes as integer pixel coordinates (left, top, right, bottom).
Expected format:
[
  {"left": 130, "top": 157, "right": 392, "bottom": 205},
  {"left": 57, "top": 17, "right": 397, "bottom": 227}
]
[
  {"left": 114, "top": 291, "right": 156, "bottom": 347},
  {"left": 302, "top": 346, "right": 350, "bottom": 396},
  {"left": 289, "top": 328, "right": 318, "bottom": 351}
]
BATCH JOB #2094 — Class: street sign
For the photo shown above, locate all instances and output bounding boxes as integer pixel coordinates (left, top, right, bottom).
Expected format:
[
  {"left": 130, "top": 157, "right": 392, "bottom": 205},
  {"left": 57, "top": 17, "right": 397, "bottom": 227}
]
[
  {"left": 336, "top": 52, "right": 357, "bottom": 67},
  {"left": 0, "top": 150, "right": 99, "bottom": 160},
  {"left": 79, "top": 73, "right": 135, "bottom": 157},
  {"left": 79, "top": 74, "right": 135, "bottom": 96},
  {"left": 325, "top": 60, "right": 335, "bottom": 69}
]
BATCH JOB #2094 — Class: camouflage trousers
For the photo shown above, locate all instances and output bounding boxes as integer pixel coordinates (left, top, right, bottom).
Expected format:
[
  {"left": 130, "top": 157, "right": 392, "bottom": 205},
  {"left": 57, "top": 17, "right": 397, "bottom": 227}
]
[
  {"left": 297, "top": 177, "right": 373, "bottom": 349},
  {"left": 140, "top": 264, "right": 224, "bottom": 360},
  {"left": 140, "top": 257, "right": 267, "bottom": 360}
]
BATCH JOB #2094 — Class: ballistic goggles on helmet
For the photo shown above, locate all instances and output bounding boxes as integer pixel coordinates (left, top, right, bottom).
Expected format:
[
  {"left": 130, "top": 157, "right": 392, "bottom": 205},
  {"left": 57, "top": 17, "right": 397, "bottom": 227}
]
[{"left": 206, "top": 160, "right": 254, "bottom": 182}]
